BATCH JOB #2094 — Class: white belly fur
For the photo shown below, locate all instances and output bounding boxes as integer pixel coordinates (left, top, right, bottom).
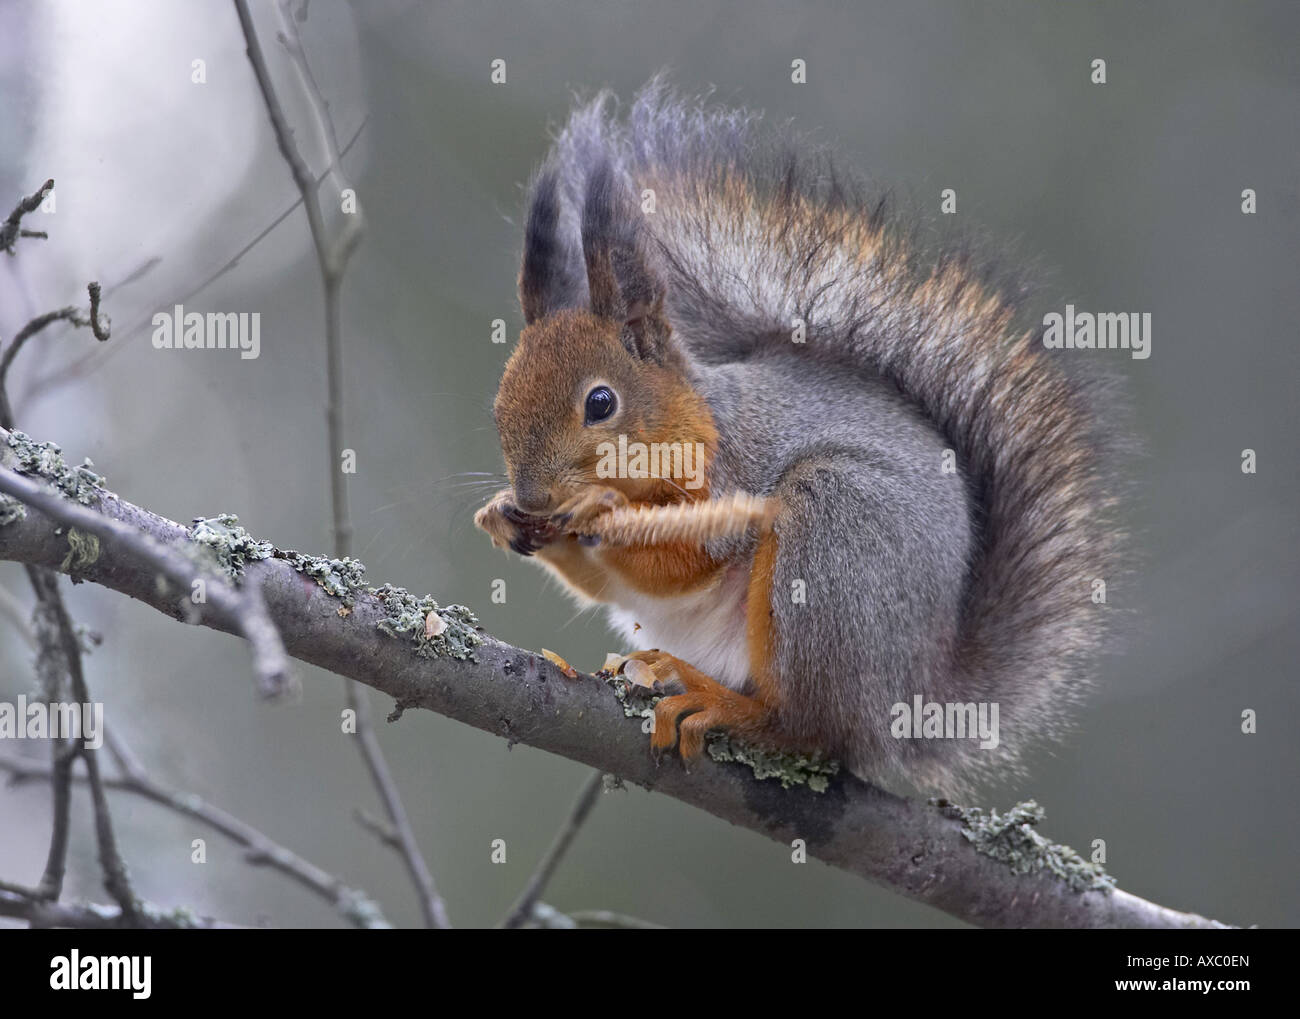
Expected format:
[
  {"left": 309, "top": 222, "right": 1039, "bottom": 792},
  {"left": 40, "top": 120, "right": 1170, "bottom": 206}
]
[{"left": 602, "top": 563, "right": 753, "bottom": 691}]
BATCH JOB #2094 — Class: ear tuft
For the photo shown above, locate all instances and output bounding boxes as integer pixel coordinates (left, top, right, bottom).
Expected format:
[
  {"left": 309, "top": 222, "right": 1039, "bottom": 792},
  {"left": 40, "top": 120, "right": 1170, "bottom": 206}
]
[
  {"left": 581, "top": 161, "right": 672, "bottom": 361},
  {"left": 519, "top": 167, "right": 583, "bottom": 324}
]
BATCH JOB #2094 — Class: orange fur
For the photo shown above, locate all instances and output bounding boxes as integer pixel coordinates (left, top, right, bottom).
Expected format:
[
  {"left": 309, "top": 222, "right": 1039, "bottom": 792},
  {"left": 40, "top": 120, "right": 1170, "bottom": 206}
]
[{"left": 744, "top": 526, "right": 782, "bottom": 710}]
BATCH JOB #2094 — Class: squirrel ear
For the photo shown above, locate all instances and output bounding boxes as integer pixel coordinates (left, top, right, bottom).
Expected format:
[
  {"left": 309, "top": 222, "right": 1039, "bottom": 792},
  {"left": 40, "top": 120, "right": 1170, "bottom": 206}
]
[
  {"left": 620, "top": 292, "right": 672, "bottom": 362},
  {"left": 519, "top": 167, "right": 584, "bottom": 325},
  {"left": 582, "top": 161, "right": 672, "bottom": 362}
]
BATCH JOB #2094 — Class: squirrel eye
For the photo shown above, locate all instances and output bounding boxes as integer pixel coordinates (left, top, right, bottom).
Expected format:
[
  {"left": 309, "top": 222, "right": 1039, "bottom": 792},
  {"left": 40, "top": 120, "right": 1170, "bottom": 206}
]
[{"left": 583, "top": 385, "right": 617, "bottom": 424}]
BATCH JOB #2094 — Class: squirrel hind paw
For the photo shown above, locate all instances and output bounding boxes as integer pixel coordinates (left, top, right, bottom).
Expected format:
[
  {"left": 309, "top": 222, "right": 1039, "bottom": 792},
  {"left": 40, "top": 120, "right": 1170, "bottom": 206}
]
[{"left": 623, "top": 650, "right": 772, "bottom": 759}]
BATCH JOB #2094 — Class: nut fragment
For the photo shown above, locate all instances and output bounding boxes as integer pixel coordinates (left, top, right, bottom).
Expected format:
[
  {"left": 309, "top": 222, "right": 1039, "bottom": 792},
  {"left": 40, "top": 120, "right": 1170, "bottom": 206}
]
[
  {"left": 622, "top": 659, "right": 656, "bottom": 689},
  {"left": 541, "top": 647, "right": 578, "bottom": 678},
  {"left": 601, "top": 652, "right": 629, "bottom": 674}
]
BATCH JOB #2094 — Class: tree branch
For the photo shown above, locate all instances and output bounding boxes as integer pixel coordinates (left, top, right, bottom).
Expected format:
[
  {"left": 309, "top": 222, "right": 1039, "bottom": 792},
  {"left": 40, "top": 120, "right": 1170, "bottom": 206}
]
[{"left": 0, "top": 434, "right": 1232, "bottom": 929}]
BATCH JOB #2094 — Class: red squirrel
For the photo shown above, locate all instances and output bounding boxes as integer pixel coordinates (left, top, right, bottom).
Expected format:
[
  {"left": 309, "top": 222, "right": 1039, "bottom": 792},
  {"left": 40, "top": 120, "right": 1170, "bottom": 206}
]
[{"left": 475, "top": 80, "right": 1120, "bottom": 795}]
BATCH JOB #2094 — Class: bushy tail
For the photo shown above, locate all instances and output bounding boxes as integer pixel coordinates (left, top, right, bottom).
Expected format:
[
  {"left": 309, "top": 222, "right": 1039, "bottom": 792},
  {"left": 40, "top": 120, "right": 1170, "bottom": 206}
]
[{"left": 539, "top": 78, "right": 1124, "bottom": 782}]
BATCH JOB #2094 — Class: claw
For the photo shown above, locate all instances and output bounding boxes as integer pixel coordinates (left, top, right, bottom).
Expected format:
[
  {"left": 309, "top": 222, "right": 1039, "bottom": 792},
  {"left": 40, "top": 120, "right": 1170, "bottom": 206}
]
[{"left": 502, "top": 504, "right": 539, "bottom": 527}]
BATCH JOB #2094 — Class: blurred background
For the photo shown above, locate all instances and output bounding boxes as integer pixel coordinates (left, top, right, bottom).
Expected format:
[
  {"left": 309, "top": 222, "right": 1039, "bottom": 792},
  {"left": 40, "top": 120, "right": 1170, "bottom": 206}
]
[{"left": 0, "top": 0, "right": 1296, "bottom": 927}]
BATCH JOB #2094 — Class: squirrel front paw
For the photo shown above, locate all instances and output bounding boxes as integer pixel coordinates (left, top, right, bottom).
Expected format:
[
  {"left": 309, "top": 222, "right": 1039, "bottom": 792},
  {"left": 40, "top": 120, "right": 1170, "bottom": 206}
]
[
  {"left": 551, "top": 486, "right": 629, "bottom": 543},
  {"left": 474, "top": 489, "right": 558, "bottom": 556}
]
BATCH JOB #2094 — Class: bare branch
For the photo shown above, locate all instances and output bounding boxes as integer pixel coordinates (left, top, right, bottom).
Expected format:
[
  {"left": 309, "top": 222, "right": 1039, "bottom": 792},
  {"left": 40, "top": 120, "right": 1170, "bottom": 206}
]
[{"left": 0, "top": 434, "right": 1233, "bottom": 928}]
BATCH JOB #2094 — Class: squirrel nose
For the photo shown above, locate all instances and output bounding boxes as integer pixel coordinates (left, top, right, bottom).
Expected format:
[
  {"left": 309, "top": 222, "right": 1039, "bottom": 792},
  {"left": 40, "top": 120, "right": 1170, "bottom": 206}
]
[{"left": 513, "top": 483, "right": 552, "bottom": 515}]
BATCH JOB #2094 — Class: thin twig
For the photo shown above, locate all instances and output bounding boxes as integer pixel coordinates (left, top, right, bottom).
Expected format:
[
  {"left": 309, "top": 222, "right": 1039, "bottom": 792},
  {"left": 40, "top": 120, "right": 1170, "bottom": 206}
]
[
  {"left": 24, "top": 567, "right": 78, "bottom": 903},
  {"left": 501, "top": 770, "right": 606, "bottom": 929},
  {"left": 353, "top": 807, "right": 401, "bottom": 850},
  {"left": 58, "top": 594, "right": 137, "bottom": 921},
  {"left": 0, "top": 285, "right": 111, "bottom": 425},
  {"left": 275, "top": 0, "right": 349, "bottom": 189},
  {"left": 0, "top": 309, "right": 77, "bottom": 426},
  {"left": 85, "top": 282, "right": 110, "bottom": 342},
  {"left": 0, "top": 179, "right": 53, "bottom": 253},
  {"left": 344, "top": 690, "right": 448, "bottom": 926},
  {"left": 234, "top": 0, "right": 448, "bottom": 928}
]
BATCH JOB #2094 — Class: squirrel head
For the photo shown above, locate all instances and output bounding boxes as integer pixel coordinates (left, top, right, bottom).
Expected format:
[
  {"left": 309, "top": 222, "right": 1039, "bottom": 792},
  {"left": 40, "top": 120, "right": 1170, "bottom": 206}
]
[{"left": 492, "top": 163, "right": 715, "bottom": 515}]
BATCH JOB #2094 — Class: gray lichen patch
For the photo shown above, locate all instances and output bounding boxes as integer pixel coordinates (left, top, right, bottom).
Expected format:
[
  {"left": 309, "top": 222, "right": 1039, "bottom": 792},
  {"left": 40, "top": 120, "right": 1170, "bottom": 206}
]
[
  {"left": 706, "top": 734, "right": 839, "bottom": 792},
  {"left": 181, "top": 515, "right": 482, "bottom": 658},
  {"left": 604, "top": 671, "right": 658, "bottom": 722},
  {"left": 277, "top": 550, "right": 367, "bottom": 604},
  {"left": 336, "top": 887, "right": 391, "bottom": 929},
  {"left": 373, "top": 583, "right": 483, "bottom": 660},
  {"left": 4, "top": 430, "right": 106, "bottom": 505},
  {"left": 186, "top": 517, "right": 369, "bottom": 614},
  {"left": 59, "top": 527, "right": 100, "bottom": 574},
  {"left": 936, "top": 799, "right": 1116, "bottom": 894},
  {"left": 599, "top": 670, "right": 839, "bottom": 792},
  {"left": 152, "top": 904, "right": 200, "bottom": 929},
  {"left": 188, "top": 514, "right": 273, "bottom": 580},
  {"left": 0, "top": 495, "right": 24, "bottom": 526}
]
